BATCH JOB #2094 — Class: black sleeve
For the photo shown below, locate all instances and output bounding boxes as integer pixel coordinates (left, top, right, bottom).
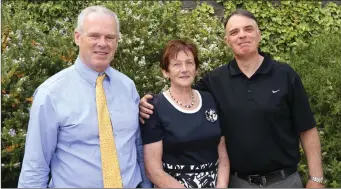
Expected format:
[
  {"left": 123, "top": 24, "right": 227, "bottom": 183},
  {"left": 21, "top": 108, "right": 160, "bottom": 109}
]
[
  {"left": 140, "top": 96, "right": 164, "bottom": 145},
  {"left": 193, "top": 73, "right": 211, "bottom": 92},
  {"left": 290, "top": 71, "right": 316, "bottom": 133}
]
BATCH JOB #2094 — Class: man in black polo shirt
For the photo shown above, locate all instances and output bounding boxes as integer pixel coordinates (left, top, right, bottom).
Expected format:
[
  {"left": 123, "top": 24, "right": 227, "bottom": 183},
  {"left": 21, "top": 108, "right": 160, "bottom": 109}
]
[{"left": 139, "top": 9, "right": 324, "bottom": 188}]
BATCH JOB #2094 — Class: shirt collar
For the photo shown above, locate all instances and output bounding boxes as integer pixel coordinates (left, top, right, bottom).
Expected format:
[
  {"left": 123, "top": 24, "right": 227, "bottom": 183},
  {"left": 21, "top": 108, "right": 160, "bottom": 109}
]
[
  {"left": 229, "top": 52, "right": 274, "bottom": 76},
  {"left": 74, "top": 56, "right": 113, "bottom": 86}
]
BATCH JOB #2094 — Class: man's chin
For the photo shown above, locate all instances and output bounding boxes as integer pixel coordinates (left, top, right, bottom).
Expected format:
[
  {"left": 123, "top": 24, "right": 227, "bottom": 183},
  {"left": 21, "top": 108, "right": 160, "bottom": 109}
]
[
  {"left": 235, "top": 49, "right": 257, "bottom": 57},
  {"left": 90, "top": 62, "right": 110, "bottom": 72}
]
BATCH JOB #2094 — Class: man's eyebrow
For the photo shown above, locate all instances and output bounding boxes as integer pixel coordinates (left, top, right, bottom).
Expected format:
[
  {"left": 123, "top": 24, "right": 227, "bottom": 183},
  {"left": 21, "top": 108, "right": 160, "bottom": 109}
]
[
  {"left": 86, "top": 32, "right": 99, "bottom": 35},
  {"left": 85, "top": 32, "right": 117, "bottom": 37},
  {"left": 229, "top": 25, "right": 255, "bottom": 32},
  {"left": 228, "top": 28, "right": 239, "bottom": 33}
]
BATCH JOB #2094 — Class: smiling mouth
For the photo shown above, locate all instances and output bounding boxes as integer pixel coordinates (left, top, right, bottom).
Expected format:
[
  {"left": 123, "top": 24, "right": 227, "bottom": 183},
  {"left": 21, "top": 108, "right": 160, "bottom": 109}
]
[
  {"left": 239, "top": 42, "right": 250, "bottom": 45},
  {"left": 94, "top": 52, "right": 108, "bottom": 55},
  {"left": 179, "top": 76, "right": 190, "bottom": 78}
]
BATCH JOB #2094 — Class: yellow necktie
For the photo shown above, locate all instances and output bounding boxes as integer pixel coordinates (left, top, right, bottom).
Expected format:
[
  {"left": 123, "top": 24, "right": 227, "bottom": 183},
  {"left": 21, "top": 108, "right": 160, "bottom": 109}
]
[{"left": 96, "top": 74, "right": 123, "bottom": 188}]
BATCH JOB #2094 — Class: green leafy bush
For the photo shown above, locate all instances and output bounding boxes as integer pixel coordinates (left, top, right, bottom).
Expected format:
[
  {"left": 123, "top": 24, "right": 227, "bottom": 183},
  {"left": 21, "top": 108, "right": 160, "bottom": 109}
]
[
  {"left": 289, "top": 33, "right": 341, "bottom": 188},
  {"left": 1, "top": 0, "right": 340, "bottom": 187}
]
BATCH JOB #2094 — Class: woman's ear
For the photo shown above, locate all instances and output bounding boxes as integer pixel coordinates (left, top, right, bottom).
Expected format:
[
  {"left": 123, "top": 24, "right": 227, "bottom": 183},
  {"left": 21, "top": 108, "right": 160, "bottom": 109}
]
[{"left": 161, "top": 69, "right": 169, "bottom": 80}]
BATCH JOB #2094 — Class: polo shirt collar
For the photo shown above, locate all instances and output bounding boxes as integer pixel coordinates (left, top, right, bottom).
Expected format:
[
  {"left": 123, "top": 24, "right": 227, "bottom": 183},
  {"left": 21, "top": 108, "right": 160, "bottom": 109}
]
[{"left": 229, "top": 52, "right": 274, "bottom": 76}]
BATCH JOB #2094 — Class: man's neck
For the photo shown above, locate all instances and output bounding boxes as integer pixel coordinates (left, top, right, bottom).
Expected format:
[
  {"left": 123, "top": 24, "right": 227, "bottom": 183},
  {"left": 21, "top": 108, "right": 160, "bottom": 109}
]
[
  {"left": 79, "top": 56, "right": 109, "bottom": 73},
  {"left": 235, "top": 53, "right": 264, "bottom": 78}
]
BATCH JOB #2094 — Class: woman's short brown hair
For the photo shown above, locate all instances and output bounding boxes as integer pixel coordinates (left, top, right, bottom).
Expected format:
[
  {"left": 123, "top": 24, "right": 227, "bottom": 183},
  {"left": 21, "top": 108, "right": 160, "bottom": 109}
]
[{"left": 160, "top": 39, "right": 200, "bottom": 71}]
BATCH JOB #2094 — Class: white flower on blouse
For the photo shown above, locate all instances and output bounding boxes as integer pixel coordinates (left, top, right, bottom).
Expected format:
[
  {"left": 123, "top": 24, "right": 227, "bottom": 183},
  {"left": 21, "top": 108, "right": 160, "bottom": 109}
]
[{"left": 205, "top": 109, "right": 218, "bottom": 122}]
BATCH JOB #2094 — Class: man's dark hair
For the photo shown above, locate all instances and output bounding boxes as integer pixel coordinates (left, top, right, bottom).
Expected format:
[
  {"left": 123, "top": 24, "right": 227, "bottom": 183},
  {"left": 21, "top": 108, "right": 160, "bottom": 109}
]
[{"left": 224, "top": 9, "right": 258, "bottom": 29}]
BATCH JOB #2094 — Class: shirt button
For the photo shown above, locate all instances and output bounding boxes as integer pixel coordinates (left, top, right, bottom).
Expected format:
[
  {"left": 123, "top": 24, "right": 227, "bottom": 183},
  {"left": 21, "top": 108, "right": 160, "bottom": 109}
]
[{"left": 248, "top": 89, "right": 251, "bottom": 93}]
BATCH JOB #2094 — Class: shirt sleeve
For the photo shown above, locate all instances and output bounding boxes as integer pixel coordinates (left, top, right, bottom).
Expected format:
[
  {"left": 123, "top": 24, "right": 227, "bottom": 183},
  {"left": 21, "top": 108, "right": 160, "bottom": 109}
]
[
  {"left": 193, "top": 73, "right": 211, "bottom": 92},
  {"left": 135, "top": 126, "right": 153, "bottom": 188},
  {"left": 140, "top": 96, "right": 163, "bottom": 145},
  {"left": 132, "top": 86, "right": 153, "bottom": 188},
  {"left": 290, "top": 72, "right": 316, "bottom": 133},
  {"left": 18, "top": 87, "right": 59, "bottom": 188}
]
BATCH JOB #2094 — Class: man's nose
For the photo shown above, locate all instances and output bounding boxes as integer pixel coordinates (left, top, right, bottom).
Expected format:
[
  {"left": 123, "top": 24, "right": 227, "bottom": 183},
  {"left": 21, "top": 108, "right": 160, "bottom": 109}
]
[
  {"left": 238, "top": 30, "right": 247, "bottom": 38},
  {"left": 97, "top": 37, "right": 107, "bottom": 47}
]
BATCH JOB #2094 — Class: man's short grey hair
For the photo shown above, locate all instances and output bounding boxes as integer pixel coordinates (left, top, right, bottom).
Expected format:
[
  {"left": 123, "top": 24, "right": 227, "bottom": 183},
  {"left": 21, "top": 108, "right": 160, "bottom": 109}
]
[{"left": 75, "top": 5, "right": 120, "bottom": 36}]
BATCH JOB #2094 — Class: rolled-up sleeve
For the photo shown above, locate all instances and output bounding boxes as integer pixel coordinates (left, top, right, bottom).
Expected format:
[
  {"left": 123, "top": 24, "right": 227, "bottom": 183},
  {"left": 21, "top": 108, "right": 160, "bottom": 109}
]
[{"left": 18, "top": 87, "right": 58, "bottom": 188}]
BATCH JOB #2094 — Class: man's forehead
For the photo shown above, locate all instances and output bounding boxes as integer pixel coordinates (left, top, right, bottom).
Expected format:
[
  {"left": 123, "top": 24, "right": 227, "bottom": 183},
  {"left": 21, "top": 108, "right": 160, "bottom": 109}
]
[
  {"left": 84, "top": 12, "right": 115, "bottom": 23},
  {"left": 82, "top": 13, "right": 117, "bottom": 33},
  {"left": 226, "top": 14, "right": 258, "bottom": 30}
]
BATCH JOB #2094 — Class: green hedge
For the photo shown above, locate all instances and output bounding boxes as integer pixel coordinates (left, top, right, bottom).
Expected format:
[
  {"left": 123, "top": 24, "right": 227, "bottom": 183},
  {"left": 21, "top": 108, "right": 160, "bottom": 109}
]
[{"left": 1, "top": 1, "right": 340, "bottom": 187}]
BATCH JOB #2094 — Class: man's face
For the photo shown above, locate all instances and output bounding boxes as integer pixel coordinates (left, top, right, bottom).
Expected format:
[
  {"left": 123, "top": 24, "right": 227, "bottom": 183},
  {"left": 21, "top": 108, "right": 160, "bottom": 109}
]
[
  {"left": 74, "top": 13, "right": 118, "bottom": 72},
  {"left": 224, "top": 14, "right": 261, "bottom": 57}
]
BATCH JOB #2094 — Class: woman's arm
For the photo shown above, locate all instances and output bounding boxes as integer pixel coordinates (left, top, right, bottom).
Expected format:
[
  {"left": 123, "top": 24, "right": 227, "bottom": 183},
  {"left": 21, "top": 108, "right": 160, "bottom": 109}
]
[
  {"left": 144, "top": 141, "right": 185, "bottom": 188},
  {"left": 216, "top": 136, "right": 230, "bottom": 188}
]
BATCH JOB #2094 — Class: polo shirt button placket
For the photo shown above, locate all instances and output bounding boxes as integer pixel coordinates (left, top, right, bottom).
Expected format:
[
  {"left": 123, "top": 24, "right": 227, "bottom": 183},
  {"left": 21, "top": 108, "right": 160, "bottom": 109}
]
[{"left": 246, "top": 79, "right": 253, "bottom": 101}]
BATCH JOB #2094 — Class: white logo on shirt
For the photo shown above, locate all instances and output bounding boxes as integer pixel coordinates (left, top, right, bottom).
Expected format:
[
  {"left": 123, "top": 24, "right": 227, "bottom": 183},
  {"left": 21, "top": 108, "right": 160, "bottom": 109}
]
[{"left": 272, "top": 89, "right": 280, "bottom": 93}]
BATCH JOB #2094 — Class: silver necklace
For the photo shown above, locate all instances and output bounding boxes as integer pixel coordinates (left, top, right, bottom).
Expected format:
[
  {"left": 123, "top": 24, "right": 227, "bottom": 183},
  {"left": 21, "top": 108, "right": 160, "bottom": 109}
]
[{"left": 168, "top": 88, "right": 194, "bottom": 108}]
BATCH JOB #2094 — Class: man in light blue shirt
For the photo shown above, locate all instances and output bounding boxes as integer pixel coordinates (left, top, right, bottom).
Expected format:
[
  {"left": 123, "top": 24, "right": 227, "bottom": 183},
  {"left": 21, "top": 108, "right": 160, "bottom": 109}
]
[{"left": 18, "top": 5, "right": 152, "bottom": 188}]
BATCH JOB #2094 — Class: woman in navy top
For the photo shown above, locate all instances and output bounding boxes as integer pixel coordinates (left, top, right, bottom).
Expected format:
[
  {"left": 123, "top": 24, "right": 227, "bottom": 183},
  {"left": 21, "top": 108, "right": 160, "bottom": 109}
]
[{"left": 141, "top": 39, "right": 230, "bottom": 188}]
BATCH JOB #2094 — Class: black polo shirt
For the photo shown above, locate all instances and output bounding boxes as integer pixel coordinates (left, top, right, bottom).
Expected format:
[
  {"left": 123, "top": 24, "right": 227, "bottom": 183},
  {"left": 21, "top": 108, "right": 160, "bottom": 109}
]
[{"left": 194, "top": 52, "right": 316, "bottom": 174}]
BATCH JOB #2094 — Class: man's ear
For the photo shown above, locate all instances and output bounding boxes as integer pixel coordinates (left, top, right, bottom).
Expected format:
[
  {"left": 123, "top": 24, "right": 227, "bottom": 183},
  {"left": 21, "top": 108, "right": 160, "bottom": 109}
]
[
  {"left": 257, "top": 29, "right": 262, "bottom": 43},
  {"left": 224, "top": 35, "right": 231, "bottom": 48},
  {"left": 74, "top": 31, "right": 81, "bottom": 46},
  {"left": 113, "top": 40, "right": 119, "bottom": 54}
]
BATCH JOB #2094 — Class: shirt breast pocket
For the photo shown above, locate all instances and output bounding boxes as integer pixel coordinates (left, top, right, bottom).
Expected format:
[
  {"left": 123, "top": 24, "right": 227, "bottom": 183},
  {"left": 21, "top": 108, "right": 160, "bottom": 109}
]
[{"left": 109, "top": 96, "right": 139, "bottom": 133}]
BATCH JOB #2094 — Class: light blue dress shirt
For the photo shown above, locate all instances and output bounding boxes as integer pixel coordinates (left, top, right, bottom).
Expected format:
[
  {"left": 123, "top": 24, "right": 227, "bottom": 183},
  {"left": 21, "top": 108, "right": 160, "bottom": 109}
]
[{"left": 18, "top": 57, "right": 152, "bottom": 188}]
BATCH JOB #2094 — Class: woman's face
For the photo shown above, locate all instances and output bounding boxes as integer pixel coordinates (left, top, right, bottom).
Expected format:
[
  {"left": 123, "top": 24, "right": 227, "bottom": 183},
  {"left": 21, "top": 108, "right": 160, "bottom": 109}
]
[{"left": 162, "top": 50, "right": 197, "bottom": 88}]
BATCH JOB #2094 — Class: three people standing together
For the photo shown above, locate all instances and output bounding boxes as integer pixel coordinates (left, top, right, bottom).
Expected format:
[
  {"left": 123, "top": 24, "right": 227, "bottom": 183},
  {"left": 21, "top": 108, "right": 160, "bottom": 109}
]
[{"left": 18, "top": 5, "right": 324, "bottom": 189}]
